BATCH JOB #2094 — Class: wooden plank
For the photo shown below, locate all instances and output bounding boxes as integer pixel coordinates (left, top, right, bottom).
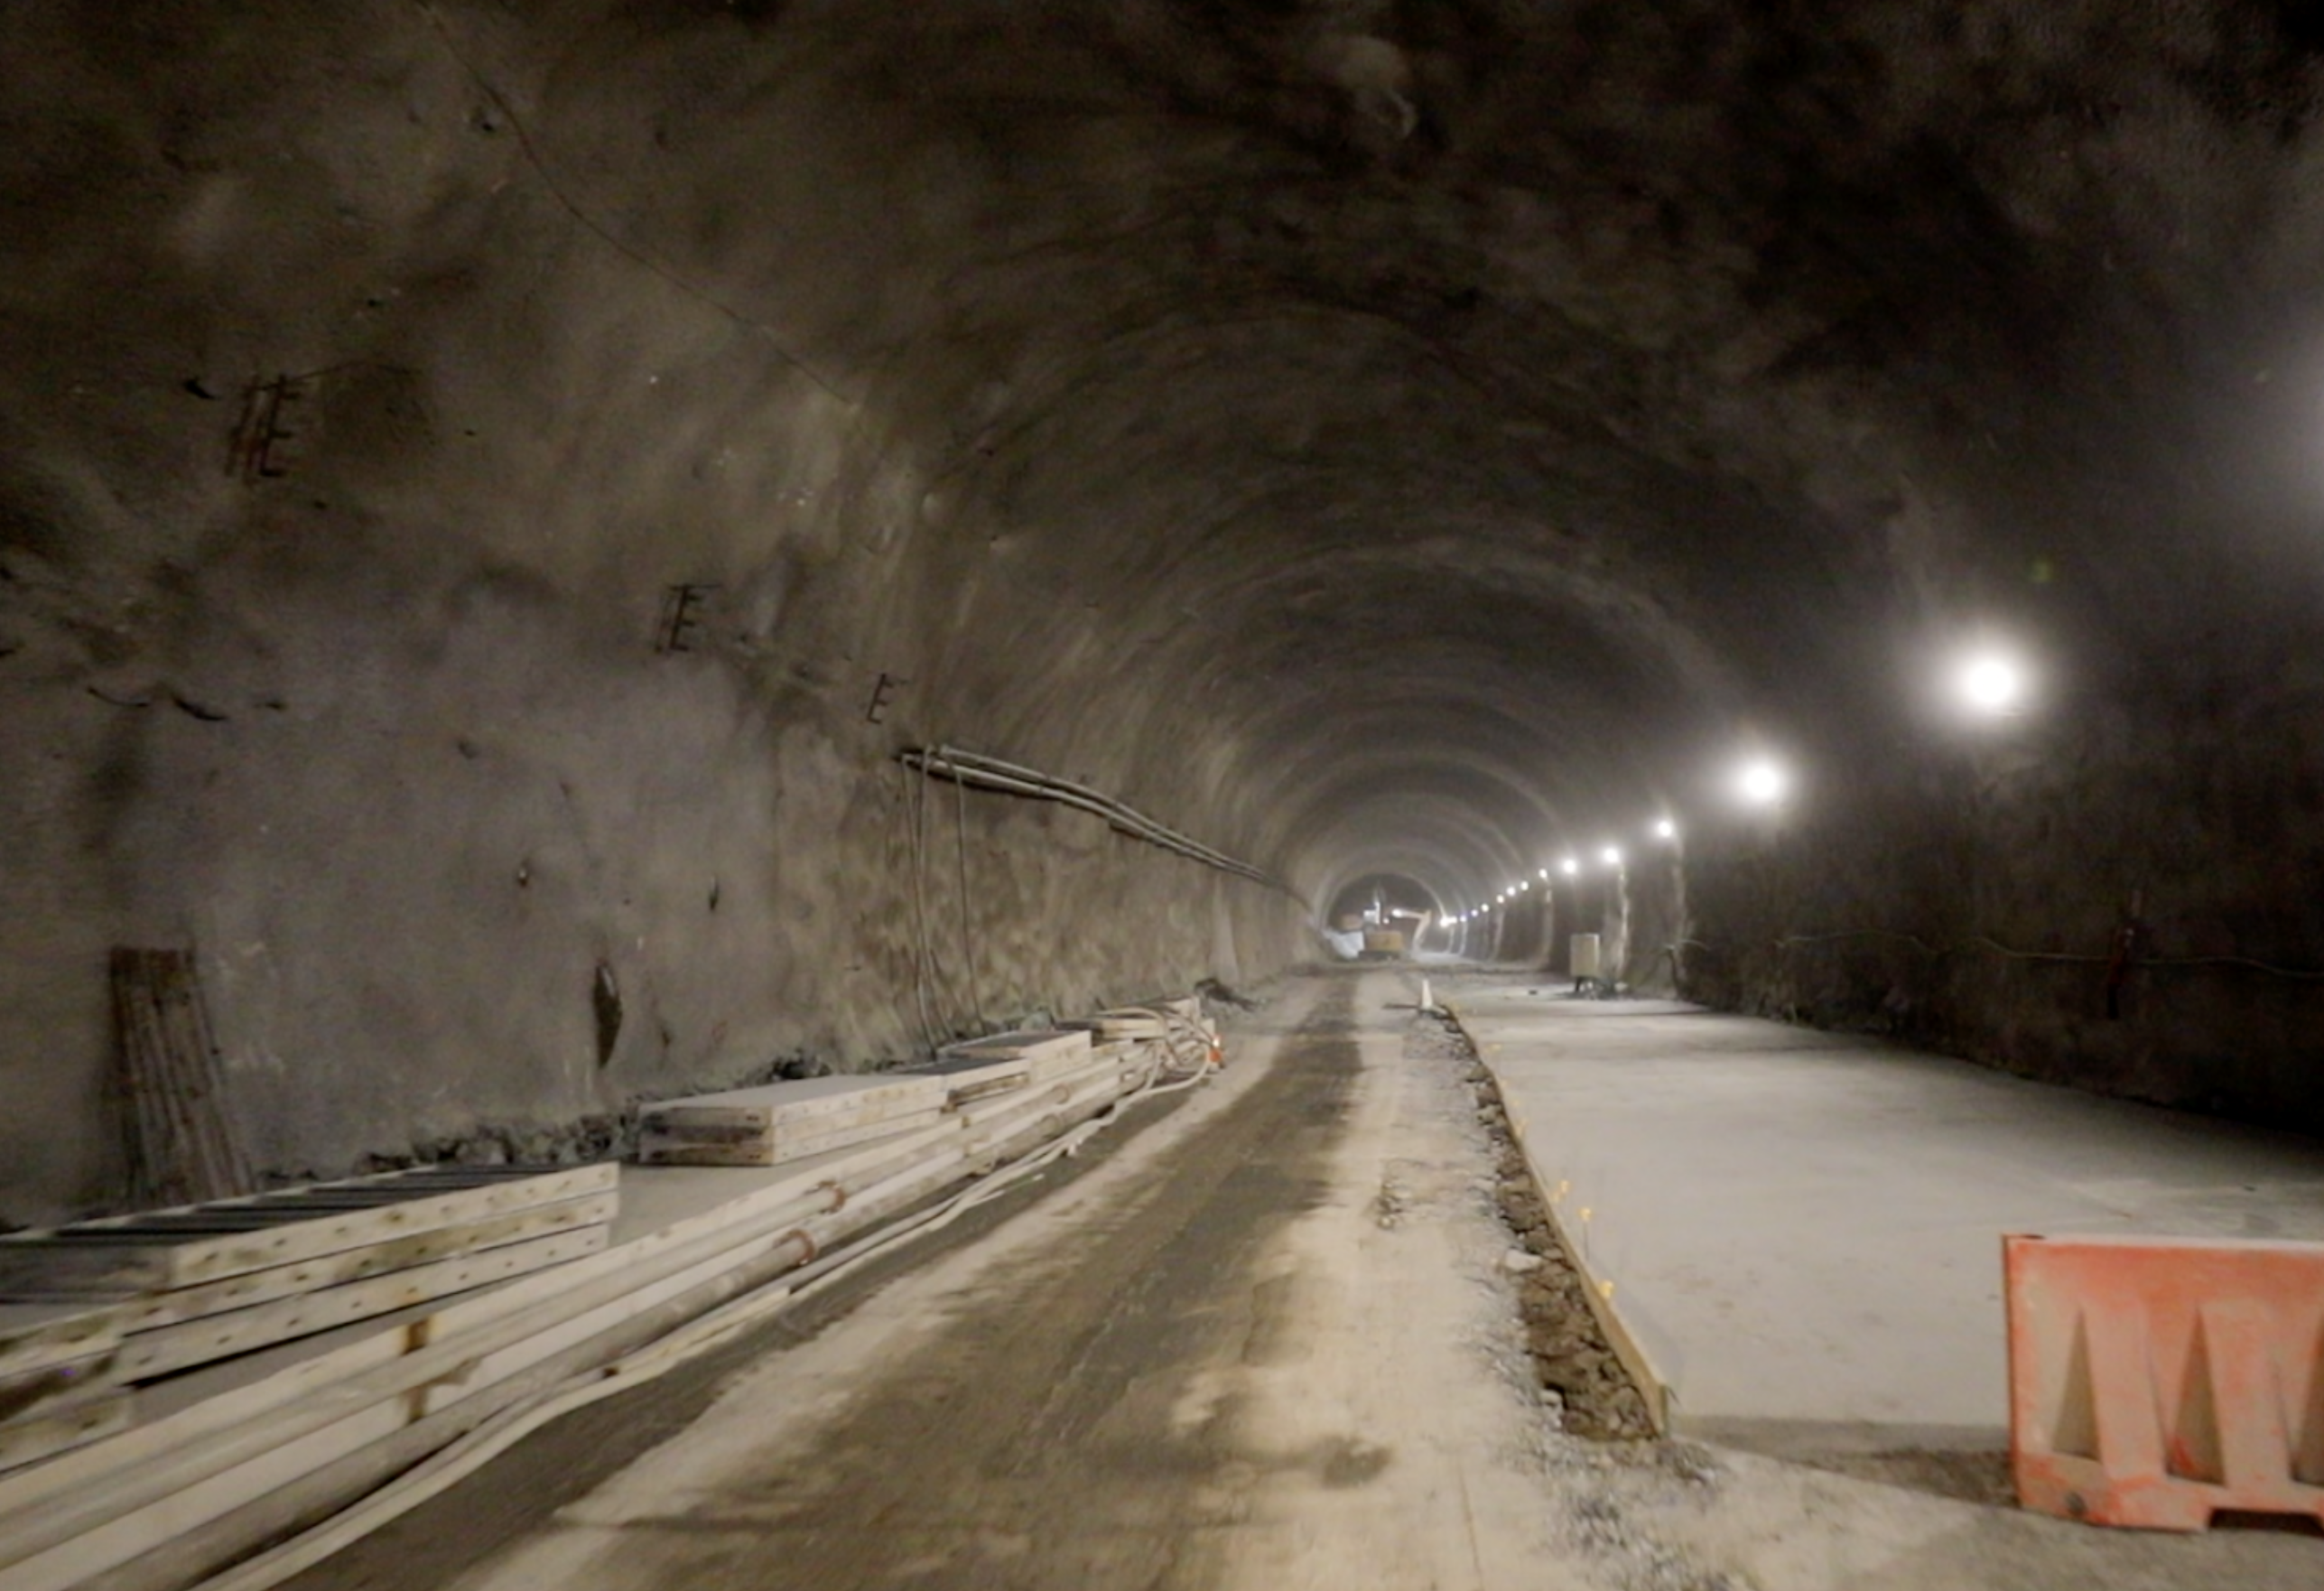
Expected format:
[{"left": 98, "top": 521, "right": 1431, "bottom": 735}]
[
  {"left": 0, "top": 1159, "right": 939, "bottom": 1585},
  {"left": 116, "top": 1227, "right": 612, "bottom": 1382},
  {"left": 639, "top": 1074, "right": 947, "bottom": 1133},
  {"left": 0, "top": 1352, "right": 121, "bottom": 1432},
  {"left": 900, "top": 1053, "right": 1033, "bottom": 1108},
  {"left": 0, "top": 1307, "right": 121, "bottom": 1382},
  {"left": 939, "top": 1028, "right": 1092, "bottom": 1078},
  {"left": 0, "top": 1123, "right": 964, "bottom": 1552},
  {"left": 0, "top": 1100, "right": 1074, "bottom": 1584},
  {"left": 1059, "top": 1010, "right": 1167, "bottom": 1040},
  {"left": 0, "top": 1167, "right": 618, "bottom": 1296},
  {"left": 961, "top": 1071, "right": 1131, "bottom": 1160},
  {"left": 107, "top": 1194, "right": 618, "bottom": 1335},
  {"left": 637, "top": 1108, "right": 956, "bottom": 1168},
  {"left": 0, "top": 1394, "right": 131, "bottom": 1477}
]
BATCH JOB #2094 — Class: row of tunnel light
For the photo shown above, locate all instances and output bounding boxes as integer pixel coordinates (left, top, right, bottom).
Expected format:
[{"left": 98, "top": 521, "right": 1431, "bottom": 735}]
[{"left": 1449, "top": 645, "right": 2031, "bottom": 927}]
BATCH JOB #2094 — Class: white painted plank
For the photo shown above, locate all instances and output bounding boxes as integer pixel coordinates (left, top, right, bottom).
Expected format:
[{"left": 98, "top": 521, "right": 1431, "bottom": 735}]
[
  {"left": 0, "top": 1167, "right": 619, "bottom": 1294},
  {"left": 109, "top": 1195, "right": 618, "bottom": 1335},
  {"left": 116, "top": 1228, "right": 612, "bottom": 1382},
  {"left": 0, "top": 1307, "right": 120, "bottom": 1382},
  {"left": 0, "top": 1395, "right": 131, "bottom": 1479}
]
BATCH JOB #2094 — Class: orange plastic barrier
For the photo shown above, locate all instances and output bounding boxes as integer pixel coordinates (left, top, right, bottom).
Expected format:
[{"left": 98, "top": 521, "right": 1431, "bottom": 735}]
[{"left": 2003, "top": 1233, "right": 2324, "bottom": 1531}]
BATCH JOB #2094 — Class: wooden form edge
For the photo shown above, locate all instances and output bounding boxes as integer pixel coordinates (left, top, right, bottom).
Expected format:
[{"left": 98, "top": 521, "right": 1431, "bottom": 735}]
[{"left": 1440, "top": 1001, "right": 1670, "bottom": 1436}]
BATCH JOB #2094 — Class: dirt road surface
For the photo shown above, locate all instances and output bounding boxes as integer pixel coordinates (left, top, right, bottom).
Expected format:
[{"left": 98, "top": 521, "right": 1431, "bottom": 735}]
[{"left": 286, "top": 971, "right": 2322, "bottom": 1591}]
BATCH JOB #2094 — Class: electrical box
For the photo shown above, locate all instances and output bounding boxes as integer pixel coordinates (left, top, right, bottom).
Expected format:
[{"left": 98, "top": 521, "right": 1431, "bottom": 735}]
[{"left": 1569, "top": 933, "right": 1602, "bottom": 979}]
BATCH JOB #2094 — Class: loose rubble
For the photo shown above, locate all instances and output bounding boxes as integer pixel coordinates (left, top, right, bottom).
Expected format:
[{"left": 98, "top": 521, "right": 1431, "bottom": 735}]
[{"left": 1408, "top": 1010, "right": 1657, "bottom": 1439}]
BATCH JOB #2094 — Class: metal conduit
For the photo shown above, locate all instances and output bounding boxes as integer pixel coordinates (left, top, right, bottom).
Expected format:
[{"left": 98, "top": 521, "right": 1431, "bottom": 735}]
[{"left": 899, "top": 745, "right": 1298, "bottom": 898}]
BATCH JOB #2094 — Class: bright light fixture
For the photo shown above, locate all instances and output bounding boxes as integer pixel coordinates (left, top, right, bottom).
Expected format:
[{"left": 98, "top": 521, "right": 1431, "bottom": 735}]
[
  {"left": 1736, "top": 758, "right": 1788, "bottom": 806},
  {"left": 1957, "top": 650, "right": 2026, "bottom": 716},
  {"left": 1559, "top": 857, "right": 1579, "bottom": 877},
  {"left": 1601, "top": 846, "right": 1623, "bottom": 867},
  {"left": 1538, "top": 868, "right": 1550, "bottom": 880},
  {"left": 1654, "top": 819, "right": 1677, "bottom": 840}
]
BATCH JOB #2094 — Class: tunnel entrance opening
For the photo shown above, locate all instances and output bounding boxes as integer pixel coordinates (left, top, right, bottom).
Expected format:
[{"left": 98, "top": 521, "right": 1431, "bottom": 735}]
[{"left": 1321, "top": 872, "right": 1441, "bottom": 962}]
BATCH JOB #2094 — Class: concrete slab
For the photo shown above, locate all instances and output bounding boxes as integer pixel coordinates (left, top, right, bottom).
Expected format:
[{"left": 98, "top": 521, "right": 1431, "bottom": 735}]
[{"left": 1447, "top": 978, "right": 2324, "bottom": 1455}]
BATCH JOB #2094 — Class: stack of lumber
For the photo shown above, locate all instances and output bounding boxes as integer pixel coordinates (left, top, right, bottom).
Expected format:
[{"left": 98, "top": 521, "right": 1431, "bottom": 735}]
[
  {"left": 637, "top": 1035, "right": 1101, "bottom": 1169},
  {"left": 637, "top": 1053, "right": 1030, "bottom": 1168},
  {"left": 1060, "top": 1009, "right": 1169, "bottom": 1041},
  {"left": 0, "top": 1165, "right": 618, "bottom": 1400},
  {"left": 0, "top": 996, "right": 1220, "bottom": 1591},
  {"left": 936, "top": 1027, "right": 1092, "bottom": 1080},
  {"left": 0, "top": 1306, "right": 125, "bottom": 1475}
]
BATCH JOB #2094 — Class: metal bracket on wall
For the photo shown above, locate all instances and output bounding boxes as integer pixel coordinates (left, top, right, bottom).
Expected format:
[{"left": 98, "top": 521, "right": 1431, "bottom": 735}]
[
  {"left": 654, "top": 583, "right": 720, "bottom": 654},
  {"left": 866, "top": 673, "right": 907, "bottom": 724}
]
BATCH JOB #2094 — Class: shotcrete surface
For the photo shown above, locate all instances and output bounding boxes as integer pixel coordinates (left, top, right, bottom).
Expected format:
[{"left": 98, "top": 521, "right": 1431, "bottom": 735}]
[{"left": 282, "top": 972, "right": 2321, "bottom": 1591}]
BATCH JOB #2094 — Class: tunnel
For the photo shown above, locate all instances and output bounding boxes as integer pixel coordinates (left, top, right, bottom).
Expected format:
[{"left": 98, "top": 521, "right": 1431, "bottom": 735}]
[{"left": 6, "top": 2, "right": 2324, "bottom": 1584}]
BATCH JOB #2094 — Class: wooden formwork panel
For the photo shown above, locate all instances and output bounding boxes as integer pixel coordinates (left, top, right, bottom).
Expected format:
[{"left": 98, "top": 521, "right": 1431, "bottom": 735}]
[
  {"left": 639, "top": 1074, "right": 948, "bottom": 1134},
  {"left": 636, "top": 1112, "right": 959, "bottom": 1168},
  {"left": 902, "top": 1053, "right": 1034, "bottom": 1108},
  {"left": 0, "top": 1167, "right": 619, "bottom": 1296},
  {"left": 117, "top": 1226, "right": 613, "bottom": 1382},
  {"left": 0, "top": 1393, "right": 130, "bottom": 1476},
  {"left": 107, "top": 1194, "right": 617, "bottom": 1335},
  {"left": 0, "top": 1352, "right": 121, "bottom": 1448},
  {"left": 1060, "top": 1010, "right": 1168, "bottom": 1041},
  {"left": 940, "top": 1028, "right": 1092, "bottom": 1079},
  {"left": 0, "top": 1308, "right": 120, "bottom": 1383}
]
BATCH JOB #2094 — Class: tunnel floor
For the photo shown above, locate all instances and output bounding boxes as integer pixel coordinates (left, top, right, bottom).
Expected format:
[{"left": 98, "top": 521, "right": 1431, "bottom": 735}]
[
  {"left": 1444, "top": 975, "right": 2324, "bottom": 1461},
  {"left": 284, "top": 972, "right": 2321, "bottom": 1591}
]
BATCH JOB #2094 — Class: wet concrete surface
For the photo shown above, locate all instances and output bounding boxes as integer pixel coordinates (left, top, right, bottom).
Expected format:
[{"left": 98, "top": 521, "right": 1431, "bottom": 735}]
[{"left": 289, "top": 980, "right": 1359, "bottom": 1591}]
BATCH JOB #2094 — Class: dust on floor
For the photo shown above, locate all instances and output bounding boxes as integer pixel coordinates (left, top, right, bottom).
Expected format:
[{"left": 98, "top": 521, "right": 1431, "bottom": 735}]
[{"left": 285, "top": 970, "right": 2323, "bottom": 1591}]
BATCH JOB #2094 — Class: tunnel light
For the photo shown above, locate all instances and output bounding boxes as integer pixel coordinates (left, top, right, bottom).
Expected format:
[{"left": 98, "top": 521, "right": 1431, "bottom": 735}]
[
  {"left": 1538, "top": 868, "right": 1550, "bottom": 880},
  {"left": 1559, "top": 857, "right": 1579, "bottom": 877},
  {"left": 1654, "top": 819, "right": 1678, "bottom": 841},
  {"left": 1601, "top": 846, "right": 1624, "bottom": 868},
  {"left": 1735, "top": 758, "right": 1789, "bottom": 806},
  {"left": 1955, "top": 649, "right": 2027, "bottom": 717}
]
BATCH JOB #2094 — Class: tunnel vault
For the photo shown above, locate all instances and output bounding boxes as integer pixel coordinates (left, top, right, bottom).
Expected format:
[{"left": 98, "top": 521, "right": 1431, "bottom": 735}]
[{"left": 5, "top": 0, "right": 2324, "bottom": 1220}]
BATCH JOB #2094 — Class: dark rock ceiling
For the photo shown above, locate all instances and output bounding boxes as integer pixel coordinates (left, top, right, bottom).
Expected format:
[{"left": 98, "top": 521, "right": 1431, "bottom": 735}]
[{"left": 8, "top": 0, "right": 2324, "bottom": 1198}]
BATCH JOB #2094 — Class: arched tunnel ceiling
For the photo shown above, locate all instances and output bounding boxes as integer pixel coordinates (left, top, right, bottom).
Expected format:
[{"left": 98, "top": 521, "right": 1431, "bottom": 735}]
[
  {"left": 15, "top": 0, "right": 2324, "bottom": 920},
  {"left": 768, "top": 0, "right": 2324, "bottom": 910}
]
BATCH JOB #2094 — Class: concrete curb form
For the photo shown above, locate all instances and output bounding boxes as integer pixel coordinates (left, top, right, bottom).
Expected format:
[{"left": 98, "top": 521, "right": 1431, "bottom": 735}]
[{"left": 1440, "top": 1000, "right": 1671, "bottom": 1437}]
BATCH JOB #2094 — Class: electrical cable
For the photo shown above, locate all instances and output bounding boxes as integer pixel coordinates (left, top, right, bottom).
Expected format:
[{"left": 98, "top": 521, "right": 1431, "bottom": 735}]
[
  {"left": 897, "top": 762, "right": 944, "bottom": 1055},
  {"left": 953, "top": 771, "right": 987, "bottom": 1030},
  {"left": 898, "top": 746, "right": 1297, "bottom": 898},
  {"left": 1771, "top": 929, "right": 2324, "bottom": 981}
]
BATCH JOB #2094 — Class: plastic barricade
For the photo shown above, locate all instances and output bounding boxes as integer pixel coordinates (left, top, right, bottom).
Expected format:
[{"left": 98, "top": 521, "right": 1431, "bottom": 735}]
[{"left": 2003, "top": 1233, "right": 2324, "bottom": 1531}]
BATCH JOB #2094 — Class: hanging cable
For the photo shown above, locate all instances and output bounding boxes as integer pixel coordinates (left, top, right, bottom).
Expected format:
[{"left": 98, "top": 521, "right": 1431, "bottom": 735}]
[
  {"left": 1770, "top": 929, "right": 2324, "bottom": 981},
  {"left": 899, "top": 746, "right": 1298, "bottom": 900},
  {"left": 897, "top": 762, "right": 944, "bottom": 1054},
  {"left": 953, "top": 771, "right": 987, "bottom": 1030}
]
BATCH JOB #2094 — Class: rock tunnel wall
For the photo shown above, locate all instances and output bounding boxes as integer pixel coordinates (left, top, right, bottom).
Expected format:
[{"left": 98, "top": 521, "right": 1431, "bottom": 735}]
[
  {"left": 0, "top": 0, "right": 1315, "bottom": 1224},
  {"left": 1682, "top": 682, "right": 2324, "bottom": 1136},
  {"left": 9, "top": 0, "right": 2324, "bottom": 1219}
]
